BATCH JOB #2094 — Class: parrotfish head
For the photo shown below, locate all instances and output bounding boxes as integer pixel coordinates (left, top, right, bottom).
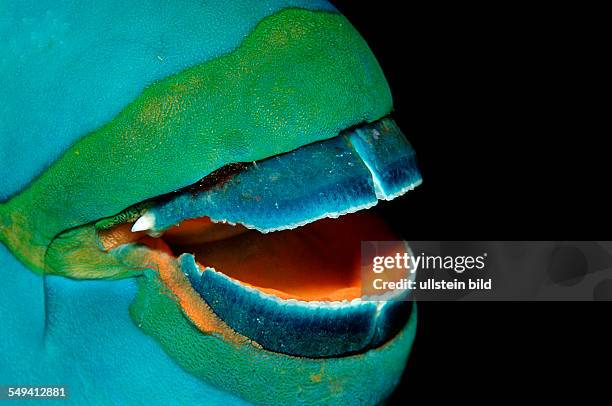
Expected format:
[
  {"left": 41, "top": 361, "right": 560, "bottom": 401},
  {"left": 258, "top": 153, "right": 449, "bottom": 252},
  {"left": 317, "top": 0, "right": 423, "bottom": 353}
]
[{"left": 0, "top": 1, "right": 420, "bottom": 404}]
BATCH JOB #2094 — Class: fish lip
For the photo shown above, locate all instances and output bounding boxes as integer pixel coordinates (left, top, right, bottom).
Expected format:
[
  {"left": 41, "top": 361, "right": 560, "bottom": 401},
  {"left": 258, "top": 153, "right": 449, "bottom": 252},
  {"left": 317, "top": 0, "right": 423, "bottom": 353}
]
[
  {"left": 113, "top": 116, "right": 421, "bottom": 236},
  {"left": 103, "top": 212, "right": 416, "bottom": 358},
  {"left": 130, "top": 212, "right": 415, "bottom": 358},
  {"left": 196, "top": 265, "right": 415, "bottom": 358},
  {"left": 95, "top": 116, "right": 420, "bottom": 357}
]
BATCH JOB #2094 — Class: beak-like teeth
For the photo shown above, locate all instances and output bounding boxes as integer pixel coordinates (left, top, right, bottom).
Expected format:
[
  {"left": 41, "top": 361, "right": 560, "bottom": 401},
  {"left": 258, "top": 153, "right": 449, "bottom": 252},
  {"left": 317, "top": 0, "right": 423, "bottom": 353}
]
[{"left": 131, "top": 211, "right": 156, "bottom": 232}]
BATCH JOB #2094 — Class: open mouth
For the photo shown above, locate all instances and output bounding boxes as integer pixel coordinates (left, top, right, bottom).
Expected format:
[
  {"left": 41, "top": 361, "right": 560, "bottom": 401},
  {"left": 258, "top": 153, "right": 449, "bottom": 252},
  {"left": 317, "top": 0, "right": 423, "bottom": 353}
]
[{"left": 97, "top": 117, "right": 421, "bottom": 358}]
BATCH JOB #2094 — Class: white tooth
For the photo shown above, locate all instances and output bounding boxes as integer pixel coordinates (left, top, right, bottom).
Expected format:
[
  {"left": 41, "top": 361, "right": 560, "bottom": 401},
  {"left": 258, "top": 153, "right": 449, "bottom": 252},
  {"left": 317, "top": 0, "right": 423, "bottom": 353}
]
[{"left": 131, "top": 212, "right": 156, "bottom": 232}]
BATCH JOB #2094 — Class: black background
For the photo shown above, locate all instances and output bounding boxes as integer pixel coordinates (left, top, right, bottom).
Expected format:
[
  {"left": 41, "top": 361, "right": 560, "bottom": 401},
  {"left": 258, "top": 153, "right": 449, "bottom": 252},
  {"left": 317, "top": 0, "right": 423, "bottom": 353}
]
[{"left": 332, "top": 2, "right": 608, "bottom": 403}]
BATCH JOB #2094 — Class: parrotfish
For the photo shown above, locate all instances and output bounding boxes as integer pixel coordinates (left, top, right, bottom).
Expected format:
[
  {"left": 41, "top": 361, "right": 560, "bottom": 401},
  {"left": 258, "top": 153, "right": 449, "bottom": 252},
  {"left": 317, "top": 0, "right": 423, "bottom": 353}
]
[{"left": 0, "top": 1, "right": 421, "bottom": 404}]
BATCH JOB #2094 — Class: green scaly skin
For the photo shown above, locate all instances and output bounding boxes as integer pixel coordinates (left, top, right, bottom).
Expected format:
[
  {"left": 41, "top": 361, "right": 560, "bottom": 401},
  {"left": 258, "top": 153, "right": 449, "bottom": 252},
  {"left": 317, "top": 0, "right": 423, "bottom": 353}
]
[{"left": 0, "top": 9, "right": 392, "bottom": 276}]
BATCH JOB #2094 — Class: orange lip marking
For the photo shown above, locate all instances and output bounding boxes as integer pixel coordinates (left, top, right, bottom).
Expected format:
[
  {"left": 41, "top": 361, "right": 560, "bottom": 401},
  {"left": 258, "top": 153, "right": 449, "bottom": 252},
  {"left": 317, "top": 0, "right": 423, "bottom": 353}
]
[{"left": 119, "top": 245, "right": 253, "bottom": 347}]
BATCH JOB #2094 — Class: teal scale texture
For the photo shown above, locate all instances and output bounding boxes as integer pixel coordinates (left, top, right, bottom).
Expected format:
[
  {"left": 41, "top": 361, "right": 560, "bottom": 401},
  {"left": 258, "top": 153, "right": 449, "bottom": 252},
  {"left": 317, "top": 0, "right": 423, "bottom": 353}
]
[{"left": 0, "top": 0, "right": 335, "bottom": 200}]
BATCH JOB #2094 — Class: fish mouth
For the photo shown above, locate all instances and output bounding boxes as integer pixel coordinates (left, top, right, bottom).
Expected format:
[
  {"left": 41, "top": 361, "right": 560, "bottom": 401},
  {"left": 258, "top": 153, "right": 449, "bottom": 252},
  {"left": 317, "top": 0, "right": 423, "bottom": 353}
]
[{"left": 98, "top": 116, "right": 421, "bottom": 358}]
